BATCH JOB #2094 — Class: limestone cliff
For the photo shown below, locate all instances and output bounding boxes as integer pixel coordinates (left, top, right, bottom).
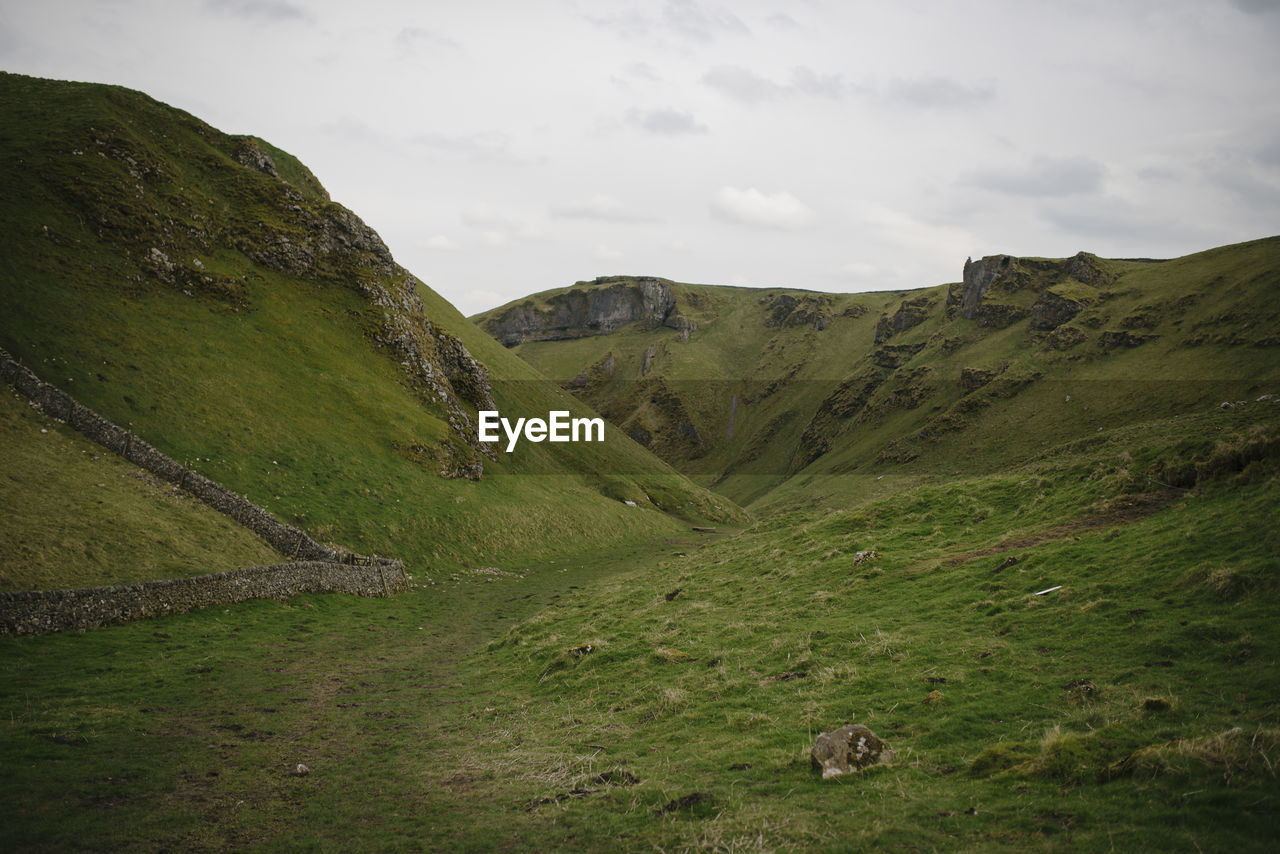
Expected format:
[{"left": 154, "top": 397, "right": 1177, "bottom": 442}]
[
  {"left": 480, "top": 276, "right": 682, "bottom": 347},
  {"left": 949, "top": 251, "right": 1111, "bottom": 329}
]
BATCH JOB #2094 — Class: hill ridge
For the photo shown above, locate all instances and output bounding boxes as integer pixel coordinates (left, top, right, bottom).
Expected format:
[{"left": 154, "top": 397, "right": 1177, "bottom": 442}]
[{"left": 473, "top": 237, "right": 1280, "bottom": 505}]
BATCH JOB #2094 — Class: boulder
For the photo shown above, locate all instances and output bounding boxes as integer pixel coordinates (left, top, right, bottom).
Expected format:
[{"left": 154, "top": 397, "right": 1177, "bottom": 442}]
[{"left": 810, "top": 724, "right": 895, "bottom": 779}]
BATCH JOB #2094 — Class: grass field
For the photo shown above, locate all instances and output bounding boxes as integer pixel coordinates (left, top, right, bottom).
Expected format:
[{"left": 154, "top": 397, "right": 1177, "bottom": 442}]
[
  {"left": 2, "top": 401, "right": 1277, "bottom": 851},
  {"left": 0, "top": 383, "right": 281, "bottom": 590}
]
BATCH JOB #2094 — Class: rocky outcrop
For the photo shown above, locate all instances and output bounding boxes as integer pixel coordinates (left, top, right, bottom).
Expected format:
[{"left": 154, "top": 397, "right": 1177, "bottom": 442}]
[
  {"left": 1031, "top": 289, "right": 1090, "bottom": 331},
  {"left": 875, "top": 295, "right": 933, "bottom": 343},
  {"left": 793, "top": 366, "right": 889, "bottom": 471},
  {"left": 959, "top": 367, "right": 998, "bottom": 391},
  {"left": 234, "top": 196, "right": 396, "bottom": 281},
  {"left": 762, "top": 293, "right": 831, "bottom": 330},
  {"left": 112, "top": 115, "right": 488, "bottom": 478},
  {"left": 1100, "top": 330, "right": 1154, "bottom": 351},
  {"left": 871, "top": 342, "right": 927, "bottom": 369},
  {"left": 482, "top": 277, "right": 681, "bottom": 347},
  {"left": 952, "top": 251, "right": 1110, "bottom": 331},
  {"left": 957, "top": 255, "right": 1017, "bottom": 318},
  {"left": 606, "top": 377, "right": 706, "bottom": 459},
  {"left": 1044, "top": 325, "right": 1087, "bottom": 350},
  {"left": 360, "top": 274, "right": 496, "bottom": 478},
  {"left": 233, "top": 135, "right": 280, "bottom": 178},
  {"left": 810, "top": 724, "right": 895, "bottom": 779}
]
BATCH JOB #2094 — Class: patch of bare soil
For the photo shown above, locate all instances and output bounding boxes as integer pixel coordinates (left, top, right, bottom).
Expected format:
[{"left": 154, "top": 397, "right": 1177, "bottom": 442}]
[{"left": 941, "top": 491, "right": 1179, "bottom": 567}]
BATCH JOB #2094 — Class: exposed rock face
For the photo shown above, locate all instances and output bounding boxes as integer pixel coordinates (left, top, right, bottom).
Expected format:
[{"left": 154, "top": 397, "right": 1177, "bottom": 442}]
[
  {"left": 763, "top": 293, "right": 831, "bottom": 330},
  {"left": 810, "top": 724, "right": 895, "bottom": 779},
  {"left": 958, "top": 255, "right": 1016, "bottom": 318},
  {"left": 641, "top": 343, "right": 659, "bottom": 377},
  {"left": 1099, "top": 330, "right": 1154, "bottom": 351},
  {"left": 1044, "top": 325, "right": 1087, "bottom": 350},
  {"left": 875, "top": 295, "right": 932, "bottom": 343},
  {"left": 1066, "top": 250, "right": 1110, "bottom": 286},
  {"left": 236, "top": 197, "right": 396, "bottom": 281},
  {"left": 482, "top": 276, "right": 680, "bottom": 347},
  {"left": 871, "top": 342, "right": 926, "bottom": 369},
  {"left": 233, "top": 135, "right": 280, "bottom": 178},
  {"left": 360, "top": 274, "right": 496, "bottom": 479},
  {"left": 1031, "top": 289, "right": 1089, "bottom": 331},
  {"left": 972, "top": 302, "right": 1030, "bottom": 329},
  {"left": 793, "top": 366, "right": 889, "bottom": 471},
  {"left": 952, "top": 251, "right": 1110, "bottom": 330}
]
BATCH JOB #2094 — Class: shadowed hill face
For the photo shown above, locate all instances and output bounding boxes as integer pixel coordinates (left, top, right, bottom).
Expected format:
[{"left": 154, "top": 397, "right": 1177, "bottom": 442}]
[
  {"left": 0, "top": 72, "right": 742, "bottom": 577},
  {"left": 473, "top": 239, "right": 1280, "bottom": 507}
]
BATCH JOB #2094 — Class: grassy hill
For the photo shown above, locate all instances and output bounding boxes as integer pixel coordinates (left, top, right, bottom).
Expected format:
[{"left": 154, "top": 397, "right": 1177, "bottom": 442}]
[
  {"left": 0, "top": 382, "right": 280, "bottom": 590},
  {"left": 0, "top": 72, "right": 739, "bottom": 589},
  {"left": 474, "top": 241, "right": 1280, "bottom": 508},
  {"left": 2, "top": 71, "right": 1277, "bottom": 851}
]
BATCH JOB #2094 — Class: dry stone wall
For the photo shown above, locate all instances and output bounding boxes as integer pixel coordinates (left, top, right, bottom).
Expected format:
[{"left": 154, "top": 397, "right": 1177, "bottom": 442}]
[
  {"left": 0, "top": 347, "right": 407, "bottom": 635},
  {"left": 1, "top": 561, "right": 402, "bottom": 636}
]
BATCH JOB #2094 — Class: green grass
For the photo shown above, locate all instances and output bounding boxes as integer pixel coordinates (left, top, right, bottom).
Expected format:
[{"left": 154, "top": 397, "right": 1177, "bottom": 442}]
[
  {"left": 0, "top": 384, "right": 281, "bottom": 590},
  {"left": 2, "top": 406, "right": 1277, "bottom": 850}
]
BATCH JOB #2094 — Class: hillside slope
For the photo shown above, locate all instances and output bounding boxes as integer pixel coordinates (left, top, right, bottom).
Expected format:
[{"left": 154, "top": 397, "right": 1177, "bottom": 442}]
[
  {"left": 0, "top": 380, "right": 280, "bottom": 591},
  {"left": 474, "top": 240, "right": 1280, "bottom": 506},
  {"left": 0, "top": 72, "right": 739, "bottom": 581}
]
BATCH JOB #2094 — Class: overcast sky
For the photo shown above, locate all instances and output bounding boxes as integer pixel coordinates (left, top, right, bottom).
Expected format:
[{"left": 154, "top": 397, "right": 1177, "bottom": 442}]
[{"left": 3, "top": 0, "right": 1278, "bottom": 314}]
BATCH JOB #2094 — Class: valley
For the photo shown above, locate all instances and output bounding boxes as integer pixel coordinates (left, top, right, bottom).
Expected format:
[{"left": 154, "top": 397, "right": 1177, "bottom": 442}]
[{"left": 1, "top": 72, "right": 1277, "bottom": 851}]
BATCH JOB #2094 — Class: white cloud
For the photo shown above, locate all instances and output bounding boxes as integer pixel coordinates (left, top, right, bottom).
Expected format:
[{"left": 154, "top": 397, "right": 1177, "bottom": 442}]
[
  {"left": 581, "top": 0, "right": 748, "bottom": 43},
  {"left": 702, "top": 65, "right": 785, "bottom": 103},
  {"left": 702, "top": 64, "right": 848, "bottom": 103},
  {"left": 205, "top": 0, "right": 307, "bottom": 21},
  {"left": 789, "top": 66, "right": 847, "bottom": 99},
  {"left": 396, "top": 26, "right": 460, "bottom": 52},
  {"left": 467, "top": 289, "right": 507, "bottom": 313},
  {"left": 419, "top": 234, "right": 457, "bottom": 250},
  {"left": 551, "top": 194, "right": 658, "bottom": 223},
  {"left": 412, "top": 131, "right": 533, "bottom": 165},
  {"left": 884, "top": 77, "right": 995, "bottom": 110},
  {"left": 710, "top": 187, "right": 815, "bottom": 230},
  {"left": 662, "top": 0, "right": 749, "bottom": 42},
  {"left": 459, "top": 207, "right": 544, "bottom": 245},
  {"left": 626, "top": 107, "right": 708, "bottom": 135}
]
